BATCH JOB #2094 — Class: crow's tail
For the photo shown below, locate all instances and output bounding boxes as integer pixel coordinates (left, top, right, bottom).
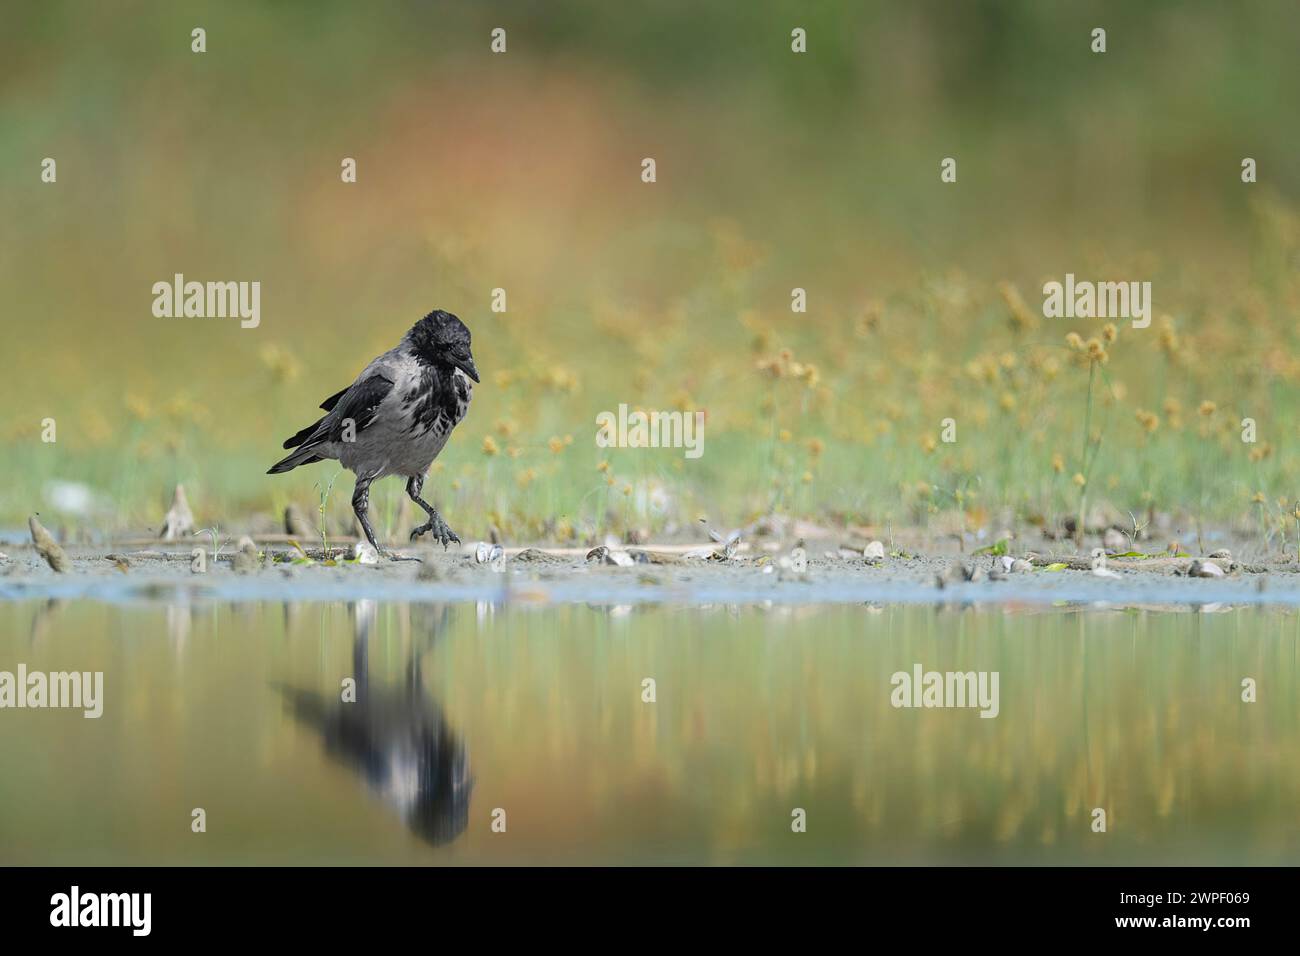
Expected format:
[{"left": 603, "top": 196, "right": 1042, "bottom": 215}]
[
  {"left": 268, "top": 418, "right": 329, "bottom": 474},
  {"left": 267, "top": 445, "right": 324, "bottom": 475}
]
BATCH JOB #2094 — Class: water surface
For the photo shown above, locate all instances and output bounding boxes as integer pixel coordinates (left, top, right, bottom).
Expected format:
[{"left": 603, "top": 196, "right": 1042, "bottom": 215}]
[{"left": 2, "top": 598, "right": 1297, "bottom": 864}]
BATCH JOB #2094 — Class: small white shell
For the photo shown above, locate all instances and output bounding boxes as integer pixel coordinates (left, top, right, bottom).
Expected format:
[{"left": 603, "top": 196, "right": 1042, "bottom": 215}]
[{"left": 1189, "top": 559, "right": 1225, "bottom": 578}]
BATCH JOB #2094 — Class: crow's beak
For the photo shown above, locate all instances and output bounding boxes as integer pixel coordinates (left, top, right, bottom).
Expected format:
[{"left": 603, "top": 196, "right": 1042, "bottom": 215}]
[{"left": 454, "top": 354, "right": 480, "bottom": 383}]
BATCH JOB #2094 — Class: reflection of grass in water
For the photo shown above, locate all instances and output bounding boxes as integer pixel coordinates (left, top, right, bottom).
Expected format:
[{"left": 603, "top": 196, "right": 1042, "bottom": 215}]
[{"left": 5, "top": 601, "right": 1298, "bottom": 864}]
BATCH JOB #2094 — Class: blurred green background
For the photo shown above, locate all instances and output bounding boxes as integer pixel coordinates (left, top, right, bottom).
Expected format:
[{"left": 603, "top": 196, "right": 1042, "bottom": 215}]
[{"left": 3, "top": 1, "right": 1299, "bottom": 544}]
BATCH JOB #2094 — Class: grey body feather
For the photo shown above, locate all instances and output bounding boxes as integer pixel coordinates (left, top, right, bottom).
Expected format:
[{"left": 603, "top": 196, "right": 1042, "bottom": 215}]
[{"left": 273, "top": 349, "right": 473, "bottom": 480}]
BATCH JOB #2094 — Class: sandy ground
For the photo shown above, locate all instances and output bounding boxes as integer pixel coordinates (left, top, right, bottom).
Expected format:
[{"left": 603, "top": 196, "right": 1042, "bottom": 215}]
[{"left": 2, "top": 535, "right": 1297, "bottom": 608}]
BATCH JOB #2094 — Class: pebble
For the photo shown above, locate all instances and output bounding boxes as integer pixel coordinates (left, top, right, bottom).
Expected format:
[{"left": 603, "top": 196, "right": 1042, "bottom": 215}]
[
  {"left": 1090, "top": 550, "right": 1120, "bottom": 578},
  {"left": 1189, "top": 559, "right": 1225, "bottom": 578},
  {"left": 586, "top": 546, "right": 633, "bottom": 568},
  {"left": 29, "top": 515, "right": 70, "bottom": 573},
  {"left": 231, "top": 537, "right": 263, "bottom": 572}
]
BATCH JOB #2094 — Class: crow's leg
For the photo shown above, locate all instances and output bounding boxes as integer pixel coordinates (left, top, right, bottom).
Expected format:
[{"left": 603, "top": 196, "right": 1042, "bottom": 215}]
[
  {"left": 351, "top": 475, "right": 389, "bottom": 557},
  {"left": 407, "top": 473, "right": 460, "bottom": 549}
]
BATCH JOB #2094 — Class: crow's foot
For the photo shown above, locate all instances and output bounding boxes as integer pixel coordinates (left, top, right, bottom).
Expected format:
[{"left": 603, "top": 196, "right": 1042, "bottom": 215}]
[{"left": 410, "top": 514, "right": 461, "bottom": 550}]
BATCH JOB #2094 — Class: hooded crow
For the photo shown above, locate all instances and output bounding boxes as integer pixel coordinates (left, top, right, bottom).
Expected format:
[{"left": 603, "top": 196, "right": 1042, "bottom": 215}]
[{"left": 267, "top": 309, "right": 478, "bottom": 553}]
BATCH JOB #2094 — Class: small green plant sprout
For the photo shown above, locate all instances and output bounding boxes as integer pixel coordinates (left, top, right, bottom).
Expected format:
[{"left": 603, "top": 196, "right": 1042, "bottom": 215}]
[
  {"left": 1115, "top": 509, "right": 1151, "bottom": 556},
  {"left": 192, "top": 526, "right": 227, "bottom": 563},
  {"left": 315, "top": 471, "right": 342, "bottom": 558},
  {"left": 1069, "top": 335, "right": 1102, "bottom": 548},
  {"left": 972, "top": 538, "right": 1010, "bottom": 557}
]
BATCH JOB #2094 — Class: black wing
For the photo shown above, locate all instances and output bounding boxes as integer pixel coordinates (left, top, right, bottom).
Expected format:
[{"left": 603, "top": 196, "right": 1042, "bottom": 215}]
[
  {"left": 281, "top": 372, "right": 393, "bottom": 450},
  {"left": 326, "top": 372, "right": 393, "bottom": 439},
  {"left": 319, "top": 387, "right": 349, "bottom": 412}
]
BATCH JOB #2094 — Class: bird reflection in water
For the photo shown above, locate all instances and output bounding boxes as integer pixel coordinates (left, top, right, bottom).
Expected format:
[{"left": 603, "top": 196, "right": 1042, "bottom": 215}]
[{"left": 276, "top": 600, "right": 473, "bottom": 846}]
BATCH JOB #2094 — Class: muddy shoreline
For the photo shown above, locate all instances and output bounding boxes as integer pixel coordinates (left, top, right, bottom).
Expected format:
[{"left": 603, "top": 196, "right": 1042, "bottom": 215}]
[{"left": 2, "top": 538, "right": 1297, "bottom": 608}]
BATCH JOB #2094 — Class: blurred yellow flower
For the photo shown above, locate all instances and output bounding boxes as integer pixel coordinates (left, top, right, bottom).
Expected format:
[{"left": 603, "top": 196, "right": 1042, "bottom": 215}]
[
  {"left": 998, "top": 281, "right": 1038, "bottom": 332},
  {"left": 259, "top": 344, "right": 301, "bottom": 384},
  {"left": 1135, "top": 409, "right": 1160, "bottom": 434},
  {"left": 540, "top": 366, "right": 579, "bottom": 393},
  {"left": 1158, "top": 316, "right": 1179, "bottom": 354},
  {"left": 124, "top": 393, "right": 152, "bottom": 421}
]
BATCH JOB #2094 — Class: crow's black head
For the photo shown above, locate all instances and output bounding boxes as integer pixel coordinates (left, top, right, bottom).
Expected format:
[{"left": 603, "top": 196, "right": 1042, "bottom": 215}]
[{"left": 406, "top": 309, "right": 479, "bottom": 382}]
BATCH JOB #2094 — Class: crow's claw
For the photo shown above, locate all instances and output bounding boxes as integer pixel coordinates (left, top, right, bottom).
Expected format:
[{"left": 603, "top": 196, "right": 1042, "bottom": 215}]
[{"left": 410, "top": 516, "right": 461, "bottom": 550}]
